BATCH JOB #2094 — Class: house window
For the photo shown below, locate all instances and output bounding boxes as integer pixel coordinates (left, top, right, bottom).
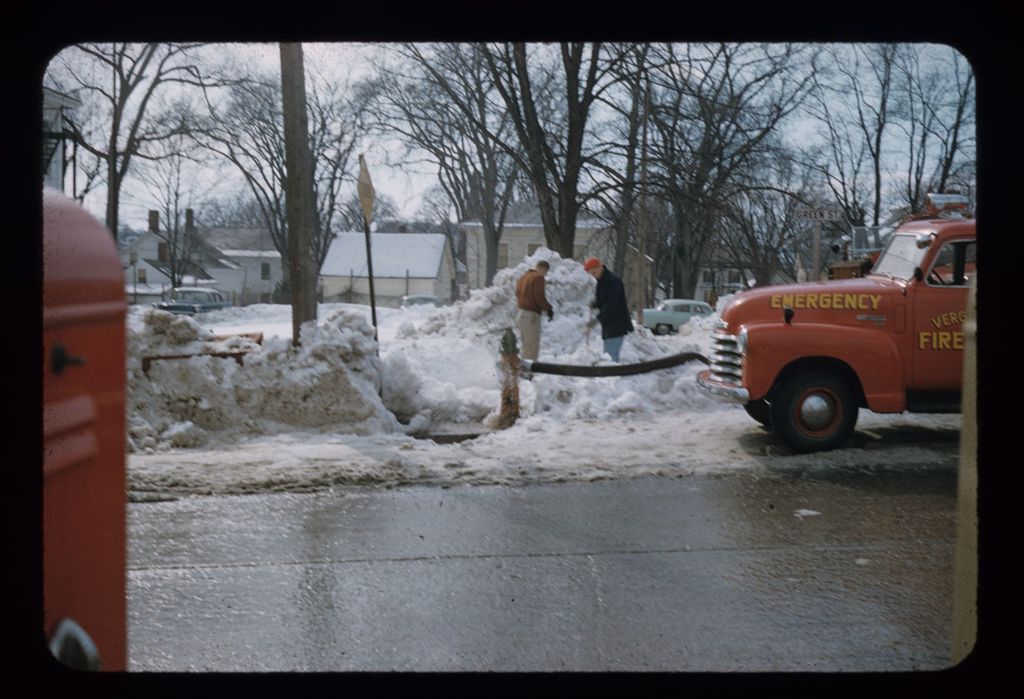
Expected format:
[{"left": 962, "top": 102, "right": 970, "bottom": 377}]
[
  {"left": 137, "top": 268, "right": 147, "bottom": 284},
  {"left": 497, "top": 242, "right": 509, "bottom": 269},
  {"left": 157, "top": 242, "right": 169, "bottom": 262},
  {"left": 261, "top": 262, "right": 271, "bottom": 280}
]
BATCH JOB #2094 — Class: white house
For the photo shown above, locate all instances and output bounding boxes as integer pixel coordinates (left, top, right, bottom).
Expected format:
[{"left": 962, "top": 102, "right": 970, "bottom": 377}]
[
  {"left": 461, "top": 219, "right": 616, "bottom": 289},
  {"left": 459, "top": 205, "right": 655, "bottom": 307},
  {"left": 320, "top": 232, "right": 455, "bottom": 307},
  {"left": 119, "top": 211, "right": 243, "bottom": 305},
  {"left": 202, "top": 227, "right": 284, "bottom": 304}
]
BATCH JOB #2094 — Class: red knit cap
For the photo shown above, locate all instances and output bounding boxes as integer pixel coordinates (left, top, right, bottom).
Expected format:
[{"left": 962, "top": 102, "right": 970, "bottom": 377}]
[{"left": 583, "top": 257, "right": 601, "bottom": 271}]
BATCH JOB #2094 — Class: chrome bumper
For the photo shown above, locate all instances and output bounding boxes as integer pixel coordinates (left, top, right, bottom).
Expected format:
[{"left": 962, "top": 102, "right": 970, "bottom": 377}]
[{"left": 696, "top": 369, "right": 749, "bottom": 403}]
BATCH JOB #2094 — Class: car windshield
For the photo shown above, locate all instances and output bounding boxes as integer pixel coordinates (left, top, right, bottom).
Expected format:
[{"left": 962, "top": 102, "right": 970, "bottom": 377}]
[
  {"left": 172, "top": 290, "right": 210, "bottom": 302},
  {"left": 871, "top": 233, "right": 930, "bottom": 281}
]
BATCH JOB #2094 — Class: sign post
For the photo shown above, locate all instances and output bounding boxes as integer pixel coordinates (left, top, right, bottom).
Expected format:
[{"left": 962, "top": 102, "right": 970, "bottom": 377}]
[
  {"left": 358, "top": 154, "right": 379, "bottom": 348},
  {"left": 796, "top": 208, "right": 843, "bottom": 281}
]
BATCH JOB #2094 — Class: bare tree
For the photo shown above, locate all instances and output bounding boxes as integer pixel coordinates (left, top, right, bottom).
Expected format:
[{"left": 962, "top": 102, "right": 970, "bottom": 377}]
[
  {"left": 647, "top": 43, "right": 814, "bottom": 297},
  {"left": 803, "top": 62, "right": 871, "bottom": 226},
  {"left": 846, "top": 44, "right": 897, "bottom": 226},
  {"left": 805, "top": 44, "right": 898, "bottom": 226},
  {"left": 200, "top": 191, "right": 268, "bottom": 228},
  {"left": 336, "top": 191, "right": 399, "bottom": 232},
  {"left": 478, "top": 42, "right": 630, "bottom": 259},
  {"left": 365, "top": 43, "right": 522, "bottom": 285},
  {"left": 418, "top": 184, "right": 460, "bottom": 250},
  {"left": 47, "top": 42, "right": 227, "bottom": 238},
  {"left": 716, "top": 158, "right": 820, "bottom": 288},
  {"left": 587, "top": 43, "right": 653, "bottom": 275},
  {"left": 134, "top": 129, "right": 217, "bottom": 287},
  {"left": 889, "top": 44, "right": 975, "bottom": 214},
  {"left": 194, "top": 68, "right": 366, "bottom": 276}
]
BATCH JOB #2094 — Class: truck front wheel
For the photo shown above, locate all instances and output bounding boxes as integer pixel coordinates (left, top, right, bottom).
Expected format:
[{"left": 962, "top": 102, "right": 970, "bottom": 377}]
[{"left": 770, "top": 370, "right": 857, "bottom": 453}]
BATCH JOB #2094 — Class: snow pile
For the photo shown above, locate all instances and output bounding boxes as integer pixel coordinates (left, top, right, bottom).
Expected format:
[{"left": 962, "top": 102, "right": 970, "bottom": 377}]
[
  {"left": 383, "top": 248, "right": 722, "bottom": 426},
  {"left": 124, "top": 250, "right": 962, "bottom": 501},
  {"left": 126, "top": 249, "right": 726, "bottom": 452},
  {"left": 126, "top": 307, "right": 401, "bottom": 453}
]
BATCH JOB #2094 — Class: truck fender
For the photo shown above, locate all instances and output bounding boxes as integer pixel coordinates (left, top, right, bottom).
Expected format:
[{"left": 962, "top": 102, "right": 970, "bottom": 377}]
[{"left": 742, "top": 323, "right": 906, "bottom": 412}]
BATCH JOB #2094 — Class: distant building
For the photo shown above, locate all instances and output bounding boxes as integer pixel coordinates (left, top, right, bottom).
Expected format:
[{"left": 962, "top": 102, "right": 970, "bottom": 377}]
[
  {"left": 201, "top": 227, "right": 284, "bottom": 305},
  {"left": 459, "top": 202, "right": 653, "bottom": 292},
  {"left": 320, "top": 232, "right": 455, "bottom": 307},
  {"left": 119, "top": 210, "right": 246, "bottom": 305}
]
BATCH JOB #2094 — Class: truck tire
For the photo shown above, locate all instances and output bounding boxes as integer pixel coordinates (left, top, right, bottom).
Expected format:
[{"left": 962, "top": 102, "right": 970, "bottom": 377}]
[
  {"left": 770, "top": 370, "right": 857, "bottom": 453},
  {"left": 744, "top": 398, "right": 772, "bottom": 427}
]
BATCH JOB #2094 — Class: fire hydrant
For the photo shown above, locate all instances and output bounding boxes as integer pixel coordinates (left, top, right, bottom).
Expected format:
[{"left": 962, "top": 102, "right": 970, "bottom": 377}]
[{"left": 493, "top": 327, "right": 520, "bottom": 429}]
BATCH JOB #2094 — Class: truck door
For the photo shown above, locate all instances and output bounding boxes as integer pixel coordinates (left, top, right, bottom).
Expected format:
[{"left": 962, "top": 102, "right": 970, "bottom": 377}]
[
  {"left": 911, "top": 237, "right": 976, "bottom": 391},
  {"left": 42, "top": 189, "right": 127, "bottom": 670}
]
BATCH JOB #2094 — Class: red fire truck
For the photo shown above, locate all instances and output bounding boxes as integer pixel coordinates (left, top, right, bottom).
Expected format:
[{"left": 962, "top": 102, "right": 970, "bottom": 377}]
[
  {"left": 42, "top": 188, "right": 127, "bottom": 670},
  {"left": 697, "top": 193, "right": 976, "bottom": 453}
]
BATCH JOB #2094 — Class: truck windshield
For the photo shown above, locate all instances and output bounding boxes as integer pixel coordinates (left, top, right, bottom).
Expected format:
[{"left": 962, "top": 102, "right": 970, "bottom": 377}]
[{"left": 870, "top": 234, "right": 929, "bottom": 281}]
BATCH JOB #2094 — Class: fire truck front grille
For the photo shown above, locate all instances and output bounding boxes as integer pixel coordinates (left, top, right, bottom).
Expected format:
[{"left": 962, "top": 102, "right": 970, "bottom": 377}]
[{"left": 708, "top": 331, "right": 743, "bottom": 385}]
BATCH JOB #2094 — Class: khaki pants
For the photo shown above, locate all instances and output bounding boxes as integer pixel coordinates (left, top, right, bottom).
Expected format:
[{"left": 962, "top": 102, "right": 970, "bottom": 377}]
[{"left": 517, "top": 309, "right": 541, "bottom": 360}]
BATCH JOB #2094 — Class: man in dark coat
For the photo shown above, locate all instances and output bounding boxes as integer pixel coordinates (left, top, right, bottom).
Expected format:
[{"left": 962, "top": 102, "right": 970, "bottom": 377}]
[{"left": 583, "top": 257, "right": 633, "bottom": 362}]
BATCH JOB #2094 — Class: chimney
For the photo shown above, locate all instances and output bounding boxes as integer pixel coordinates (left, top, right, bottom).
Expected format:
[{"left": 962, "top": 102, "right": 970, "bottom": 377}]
[{"left": 148, "top": 210, "right": 159, "bottom": 233}]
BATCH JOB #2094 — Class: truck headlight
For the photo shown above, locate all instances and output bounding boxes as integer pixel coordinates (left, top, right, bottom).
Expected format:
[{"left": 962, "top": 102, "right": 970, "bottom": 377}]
[{"left": 737, "top": 327, "right": 748, "bottom": 356}]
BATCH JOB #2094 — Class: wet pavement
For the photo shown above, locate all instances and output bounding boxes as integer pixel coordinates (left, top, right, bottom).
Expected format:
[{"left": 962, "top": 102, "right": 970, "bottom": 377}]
[{"left": 127, "top": 463, "right": 958, "bottom": 672}]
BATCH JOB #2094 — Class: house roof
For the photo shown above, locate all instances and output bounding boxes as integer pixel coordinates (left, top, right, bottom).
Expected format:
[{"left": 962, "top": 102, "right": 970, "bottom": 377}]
[
  {"left": 144, "top": 258, "right": 219, "bottom": 282},
  {"left": 220, "top": 249, "right": 282, "bottom": 259},
  {"left": 201, "top": 227, "right": 279, "bottom": 253},
  {"left": 321, "top": 233, "right": 449, "bottom": 279},
  {"left": 459, "top": 200, "right": 609, "bottom": 229}
]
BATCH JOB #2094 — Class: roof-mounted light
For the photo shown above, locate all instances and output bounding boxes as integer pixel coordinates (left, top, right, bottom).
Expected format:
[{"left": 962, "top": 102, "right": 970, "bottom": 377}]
[{"left": 924, "top": 193, "right": 970, "bottom": 218}]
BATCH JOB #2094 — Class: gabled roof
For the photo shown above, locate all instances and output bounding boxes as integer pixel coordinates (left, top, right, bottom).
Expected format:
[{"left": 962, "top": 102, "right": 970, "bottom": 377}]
[
  {"left": 321, "top": 233, "right": 449, "bottom": 278},
  {"left": 201, "top": 227, "right": 279, "bottom": 253},
  {"left": 144, "top": 258, "right": 218, "bottom": 282},
  {"left": 460, "top": 200, "right": 609, "bottom": 229}
]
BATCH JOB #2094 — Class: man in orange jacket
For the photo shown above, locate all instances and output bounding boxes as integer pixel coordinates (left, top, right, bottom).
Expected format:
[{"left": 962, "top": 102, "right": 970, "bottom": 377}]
[{"left": 515, "top": 260, "right": 553, "bottom": 361}]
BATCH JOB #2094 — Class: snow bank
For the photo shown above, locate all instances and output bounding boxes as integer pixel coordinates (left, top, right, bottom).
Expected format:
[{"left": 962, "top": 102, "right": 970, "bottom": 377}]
[
  {"left": 379, "top": 249, "right": 724, "bottom": 427},
  {"left": 127, "top": 249, "right": 723, "bottom": 453},
  {"left": 126, "top": 306, "right": 401, "bottom": 453}
]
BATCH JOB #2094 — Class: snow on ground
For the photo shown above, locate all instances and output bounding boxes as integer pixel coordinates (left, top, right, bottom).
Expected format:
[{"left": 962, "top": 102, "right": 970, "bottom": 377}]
[{"left": 126, "top": 249, "right": 961, "bottom": 501}]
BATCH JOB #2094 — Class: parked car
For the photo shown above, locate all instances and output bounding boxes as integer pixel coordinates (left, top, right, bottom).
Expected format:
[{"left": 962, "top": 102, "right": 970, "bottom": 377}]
[
  {"left": 400, "top": 294, "right": 443, "bottom": 309},
  {"left": 641, "top": 299, "right": 714, "bottom": 334},
  {"left": 155, "top": 287, "right": 232, "bottom": 315}
]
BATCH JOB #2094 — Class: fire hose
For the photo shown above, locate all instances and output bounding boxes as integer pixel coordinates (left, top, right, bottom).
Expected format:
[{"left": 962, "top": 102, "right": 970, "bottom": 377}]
[{"left": 520, "top": 351, "right": 708, "bottom": 377}]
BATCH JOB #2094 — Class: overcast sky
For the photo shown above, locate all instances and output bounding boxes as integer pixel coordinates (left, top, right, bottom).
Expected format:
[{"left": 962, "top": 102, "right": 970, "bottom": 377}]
[
  {"left": 51, "top": 41, "right": 971, "bottom": 233},
  {"left": 55, "top": 41, "right": 439, "bottom": 230}
]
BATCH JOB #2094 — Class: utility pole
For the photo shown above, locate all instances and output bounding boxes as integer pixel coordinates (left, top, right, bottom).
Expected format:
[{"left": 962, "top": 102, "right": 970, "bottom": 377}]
[
  {"left": 636, "top": 75, "right": 651, "bottom": 324},
  {"left": 279, "top": 42, "right": 318, "bottom": 346},
  {"left": 796, "top": 207, "right": 843, "bottom": 281}
]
